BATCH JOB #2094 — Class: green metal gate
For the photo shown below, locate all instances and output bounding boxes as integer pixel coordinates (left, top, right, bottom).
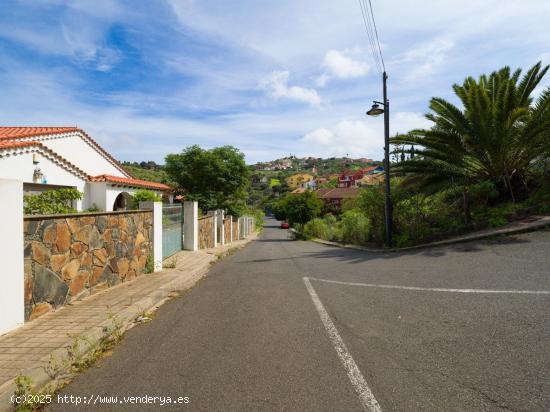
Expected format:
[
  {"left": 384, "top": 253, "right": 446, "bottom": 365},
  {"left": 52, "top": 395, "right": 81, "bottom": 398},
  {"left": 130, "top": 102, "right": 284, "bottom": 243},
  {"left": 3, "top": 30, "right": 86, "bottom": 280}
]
[{"left": 162, "top": 204, "right": 183, "bottom": 259}]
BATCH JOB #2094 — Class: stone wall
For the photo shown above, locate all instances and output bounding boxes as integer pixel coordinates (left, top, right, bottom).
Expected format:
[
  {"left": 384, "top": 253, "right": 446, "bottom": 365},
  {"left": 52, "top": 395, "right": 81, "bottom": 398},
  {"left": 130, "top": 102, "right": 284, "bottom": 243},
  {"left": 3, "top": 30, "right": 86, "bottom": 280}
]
[
  {"left": 198, "top": 216, "right": 215, "bottom": 249},
  {"left": 24, "top": 211, "right": 153, "bottom": 321},
  {"left": 223, "top": 218, "right": 232, "bottom": 243}
]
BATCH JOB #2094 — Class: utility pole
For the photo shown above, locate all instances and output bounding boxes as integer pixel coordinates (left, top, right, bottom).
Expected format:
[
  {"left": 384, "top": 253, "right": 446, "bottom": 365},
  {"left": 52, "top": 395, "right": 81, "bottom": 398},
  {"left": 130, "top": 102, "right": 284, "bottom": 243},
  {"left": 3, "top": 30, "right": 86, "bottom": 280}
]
[
  {"left": 366, "top": 71, "right": 392, "bottom": 247},
  {"left": 382, "top": 72, "right": 392, "bottom": 247}
]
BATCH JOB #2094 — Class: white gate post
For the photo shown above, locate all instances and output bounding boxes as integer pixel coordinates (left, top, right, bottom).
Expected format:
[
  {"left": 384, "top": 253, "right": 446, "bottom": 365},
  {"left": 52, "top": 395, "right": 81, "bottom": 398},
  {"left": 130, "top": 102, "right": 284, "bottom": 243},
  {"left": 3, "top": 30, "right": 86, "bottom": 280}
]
[
  {"left": 217, "top": 210, "right": 225, "bottom": 245},
  {"left": 237, "top": 217, "right": 241, "bottom": 239},
  {"left": 183, "top": 201, "right": 198, "bottom": 251},
  {"left": 228, "top": 215, "right": 233, "bottom": 243},
  {"left": 208, "top": 210, "right": 218, "bottom": 246},
  {"left": 140, "top": 201, "right": 163, "bottom": 272},
  {"left": 0, "top": 179, "right": 24, "bottom": 334}
]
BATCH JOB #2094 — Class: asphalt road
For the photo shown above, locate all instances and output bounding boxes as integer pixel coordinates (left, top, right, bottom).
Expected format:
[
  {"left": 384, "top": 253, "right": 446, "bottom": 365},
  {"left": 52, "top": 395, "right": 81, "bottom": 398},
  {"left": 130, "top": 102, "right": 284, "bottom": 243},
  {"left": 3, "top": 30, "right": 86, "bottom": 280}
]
[{"left": 48, "top": 218, "right": 550, "bottom": 411}]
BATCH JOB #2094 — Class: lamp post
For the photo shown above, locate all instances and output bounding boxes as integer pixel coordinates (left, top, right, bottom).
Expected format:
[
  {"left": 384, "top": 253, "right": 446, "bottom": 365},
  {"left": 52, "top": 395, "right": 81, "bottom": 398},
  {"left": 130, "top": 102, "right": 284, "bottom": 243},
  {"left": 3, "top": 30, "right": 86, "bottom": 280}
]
[{"left": 366, "top": 71, "right": 392, "bottom": 247}]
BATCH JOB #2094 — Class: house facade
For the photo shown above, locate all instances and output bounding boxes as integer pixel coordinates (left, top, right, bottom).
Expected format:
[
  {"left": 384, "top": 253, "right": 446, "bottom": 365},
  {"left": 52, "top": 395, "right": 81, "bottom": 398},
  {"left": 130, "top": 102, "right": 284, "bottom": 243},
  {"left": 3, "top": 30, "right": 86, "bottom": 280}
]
[
  {"left": 0, "top": 127, "right": 171, "bottom": 212},
  {"left": 338, "top": 166, "right": 384, "bottom": 188},
  {"left": 316, "top": 187, "right": 361, "bottom": 211},
  {"left": 287, "top": 173, "right": 314, "bottom": 189}
]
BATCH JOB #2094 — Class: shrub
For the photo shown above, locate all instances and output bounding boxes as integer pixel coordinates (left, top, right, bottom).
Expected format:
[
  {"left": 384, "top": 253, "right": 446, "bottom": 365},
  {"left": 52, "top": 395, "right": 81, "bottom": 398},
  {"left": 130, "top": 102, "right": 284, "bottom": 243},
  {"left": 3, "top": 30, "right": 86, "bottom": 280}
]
[
  {"left": 272, "top": 198, "right": 287, "bottom": 221},
  {"left": 24, "top": 188, "right": 82, "bottom": 215},
  {"left": 131, "top": 190, "right": 161, "bottom": 209},
  {"left": 340, "top": 210, "right": 371, "bottom": 245},
  {"left": 488, "top": 216, "right": 508, "bottom": 227},
  {"left": 86, "top": 203, "right": 102, "bottom": 212},
  {"left": 355, "top": 187, "right": 385, "bottom": 243},
  {"left": 303, "top": 218, "right": 331, "bottom": 240},
  {"left": 274, "top": 191, "right": 322, "bottom": 226}
]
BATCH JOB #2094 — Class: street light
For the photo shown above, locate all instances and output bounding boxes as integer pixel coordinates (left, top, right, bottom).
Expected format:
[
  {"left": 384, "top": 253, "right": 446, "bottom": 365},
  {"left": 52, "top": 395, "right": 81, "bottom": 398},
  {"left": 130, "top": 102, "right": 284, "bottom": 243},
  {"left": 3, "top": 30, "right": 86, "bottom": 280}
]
[
  {"left": 366, "top": 71, "right": 392, "bottom": 248},
  {"left": 366, "top": 102, "right": 384, "bottom": 116}
]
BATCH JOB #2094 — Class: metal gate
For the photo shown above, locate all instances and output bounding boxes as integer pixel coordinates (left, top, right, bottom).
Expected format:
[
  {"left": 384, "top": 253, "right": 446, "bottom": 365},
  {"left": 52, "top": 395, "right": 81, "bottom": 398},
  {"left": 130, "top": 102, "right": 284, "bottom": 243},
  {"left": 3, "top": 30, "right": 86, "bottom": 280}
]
[{"left": 162, "top": 204, "right": 183, "bottom": 259}]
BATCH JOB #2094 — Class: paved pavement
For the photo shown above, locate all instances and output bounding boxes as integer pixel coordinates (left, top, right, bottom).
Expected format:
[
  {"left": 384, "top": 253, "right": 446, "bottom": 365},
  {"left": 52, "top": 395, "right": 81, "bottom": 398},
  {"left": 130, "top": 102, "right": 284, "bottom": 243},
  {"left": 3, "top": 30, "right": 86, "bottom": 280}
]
[
  {"left": 47, "top": 218, "right": 550, "bottom": 411},
  {"left": 0, "top": 235, "right": 255, "bottom": 409}
]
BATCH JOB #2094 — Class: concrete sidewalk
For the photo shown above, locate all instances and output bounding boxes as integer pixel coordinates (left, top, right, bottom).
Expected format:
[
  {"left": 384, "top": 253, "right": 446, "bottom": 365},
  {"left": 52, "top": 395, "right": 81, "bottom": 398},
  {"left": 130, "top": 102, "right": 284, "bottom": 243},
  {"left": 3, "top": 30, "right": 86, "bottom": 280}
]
[
  {"left": 0, "top": 234, "right": 257, "bottom": 409},
  {"left": 312, "top": 214, "right": 550, "bottom": 252}
]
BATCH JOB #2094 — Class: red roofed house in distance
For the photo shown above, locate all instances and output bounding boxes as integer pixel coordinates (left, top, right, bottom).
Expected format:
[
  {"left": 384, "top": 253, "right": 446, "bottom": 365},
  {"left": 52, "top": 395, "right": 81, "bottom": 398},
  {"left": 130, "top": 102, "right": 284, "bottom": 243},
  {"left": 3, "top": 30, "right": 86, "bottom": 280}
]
[{"left": 0, "top": 127, "right": 172, "bottom": 211}]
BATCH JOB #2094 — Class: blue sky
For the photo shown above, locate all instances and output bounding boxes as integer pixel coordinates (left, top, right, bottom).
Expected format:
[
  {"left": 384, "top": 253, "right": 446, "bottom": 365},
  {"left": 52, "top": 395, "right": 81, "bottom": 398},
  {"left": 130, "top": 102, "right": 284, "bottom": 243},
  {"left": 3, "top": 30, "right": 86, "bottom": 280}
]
[{"left": 0, "top": 0, "right": 549, "bottom": 164}]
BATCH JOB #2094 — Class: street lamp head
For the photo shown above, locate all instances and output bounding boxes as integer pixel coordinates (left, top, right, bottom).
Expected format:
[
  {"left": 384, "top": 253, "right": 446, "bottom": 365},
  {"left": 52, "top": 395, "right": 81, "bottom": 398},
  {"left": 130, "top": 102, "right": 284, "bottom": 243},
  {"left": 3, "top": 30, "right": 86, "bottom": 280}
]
[{"left": 366, "top": 103, "right": 384, "bottom": 116}]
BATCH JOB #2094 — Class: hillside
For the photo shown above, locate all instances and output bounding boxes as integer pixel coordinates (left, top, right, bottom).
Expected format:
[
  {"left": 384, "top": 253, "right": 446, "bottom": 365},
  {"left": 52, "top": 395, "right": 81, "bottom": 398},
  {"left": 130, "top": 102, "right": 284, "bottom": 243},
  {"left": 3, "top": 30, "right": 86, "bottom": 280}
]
[{"left": 122, "top": 162, "right": 169, "bottom": 184}]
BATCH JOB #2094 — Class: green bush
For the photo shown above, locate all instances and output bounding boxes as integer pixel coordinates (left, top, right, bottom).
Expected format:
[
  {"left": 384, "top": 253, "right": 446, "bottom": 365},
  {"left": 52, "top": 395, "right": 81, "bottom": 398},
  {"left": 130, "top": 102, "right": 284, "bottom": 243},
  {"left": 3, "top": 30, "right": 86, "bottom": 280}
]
[
  {"left": 273, "top": 191, "right": 322, "bottom": 226},
  {"left": 488, "top": 216, "right": 508, "bottom": 227},
  {"left": 355, "top": 187, "right": 385, "bottom": 243},
  {"left": 86, "top": 203, "right": 102, "bottom": 212},
  {"left": 291, "top": 223, "right": 307, "bottom": 240},
  {"left": 24, "top": 188, "right": 82, "bottom": 215},
  {"left": 303, "top": 218, "right": 331, "bottom": 240},
  {"left": 131, "top": 189, "right": 161, "bottom": 209},
  {"left": 272, "top": 198, "right": 287, "bottom": 221},
  {"left": 340, "top": 210, "right": 371, "bottom": 245}
]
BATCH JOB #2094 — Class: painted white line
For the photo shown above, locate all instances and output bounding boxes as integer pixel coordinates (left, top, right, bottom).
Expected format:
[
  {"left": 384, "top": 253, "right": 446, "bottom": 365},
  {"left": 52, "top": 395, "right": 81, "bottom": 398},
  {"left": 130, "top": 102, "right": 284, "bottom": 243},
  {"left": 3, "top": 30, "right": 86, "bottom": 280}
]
[
  {"left": 308, "top": 277, "right": 550, "bottom": 295},
  {"left": 303, "top": 277, "right": 382, "bottom": 412}
]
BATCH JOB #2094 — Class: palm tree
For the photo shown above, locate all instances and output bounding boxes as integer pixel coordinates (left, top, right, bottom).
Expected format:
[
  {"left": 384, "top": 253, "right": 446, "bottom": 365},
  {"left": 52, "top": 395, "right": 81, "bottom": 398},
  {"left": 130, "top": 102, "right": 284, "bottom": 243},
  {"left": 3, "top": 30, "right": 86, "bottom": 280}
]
[{"left": 392, "top": 62, "right": 550, "bottom": 208}]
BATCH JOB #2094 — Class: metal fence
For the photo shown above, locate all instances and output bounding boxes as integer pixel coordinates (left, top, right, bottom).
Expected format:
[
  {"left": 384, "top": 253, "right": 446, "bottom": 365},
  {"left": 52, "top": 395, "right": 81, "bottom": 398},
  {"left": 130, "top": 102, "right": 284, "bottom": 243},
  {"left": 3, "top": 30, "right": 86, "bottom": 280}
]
[{"left": 162, "top": 204, "right": 184, "bottom": 259}]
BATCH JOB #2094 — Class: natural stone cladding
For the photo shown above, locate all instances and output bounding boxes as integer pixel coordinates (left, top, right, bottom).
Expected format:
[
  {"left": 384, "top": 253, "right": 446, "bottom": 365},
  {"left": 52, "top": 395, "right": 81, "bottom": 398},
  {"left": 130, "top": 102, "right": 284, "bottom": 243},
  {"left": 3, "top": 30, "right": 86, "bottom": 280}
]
[
  {"left": 223, "top": 218, "right": 232, "bottom": 243},
  {"left": 198, "top": 216, "right": 215, "bottom": 249},
  {"left": 23, "top": 211, "right": 153, "bottom": 321}
]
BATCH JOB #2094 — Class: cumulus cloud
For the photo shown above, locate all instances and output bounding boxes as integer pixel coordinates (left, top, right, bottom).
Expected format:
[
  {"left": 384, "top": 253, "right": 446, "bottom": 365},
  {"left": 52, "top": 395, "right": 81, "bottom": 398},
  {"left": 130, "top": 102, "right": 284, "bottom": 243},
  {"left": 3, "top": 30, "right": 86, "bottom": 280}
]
[
  {"left": 300, "top": 120, "right": 381, "bottom": 158},
  {"left": 393, "top": 38, "right": 454, "bottom": 81},
  {"left": 259, "top": 71, "right": 321, "bottom": 107},
  {"left": 300, "top": 112, "right": 431, "bottom": 159},
  {"left": 316, "top": 49, "right": 369, "bottom": 86}
]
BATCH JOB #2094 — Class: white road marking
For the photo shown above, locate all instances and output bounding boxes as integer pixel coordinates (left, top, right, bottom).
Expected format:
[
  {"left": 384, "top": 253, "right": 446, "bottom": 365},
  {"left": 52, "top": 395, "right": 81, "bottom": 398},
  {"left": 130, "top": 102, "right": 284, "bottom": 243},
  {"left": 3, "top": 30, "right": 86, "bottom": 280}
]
[
  {"left": 303, "top": 277, "right": 382, "bottom": 412},
  {"left": 308, "top": 277, "right": 550, "bottom": 295}
]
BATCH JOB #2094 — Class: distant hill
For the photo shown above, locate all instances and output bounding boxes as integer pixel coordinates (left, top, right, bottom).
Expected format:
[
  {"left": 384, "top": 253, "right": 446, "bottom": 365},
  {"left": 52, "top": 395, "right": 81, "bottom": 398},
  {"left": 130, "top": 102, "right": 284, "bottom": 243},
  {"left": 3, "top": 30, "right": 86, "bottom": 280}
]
[
  {"left": 250, "top": 156, "right": 380, "bottom": 175},
  {"left": 122, "top": 161, "right": 169, "bottom": 184}
]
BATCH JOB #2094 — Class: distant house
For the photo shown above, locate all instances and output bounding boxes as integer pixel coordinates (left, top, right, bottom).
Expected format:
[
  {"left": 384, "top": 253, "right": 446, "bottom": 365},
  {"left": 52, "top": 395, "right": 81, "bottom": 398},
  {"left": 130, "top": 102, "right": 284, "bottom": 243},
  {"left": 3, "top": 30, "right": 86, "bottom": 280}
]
[
  {"left": 357, "top": 173, "right": 385, "bottom": 187},
  {"left": 0, "top": 127, "right": 171, "bottom": 212},
  {"left": 338, "top": 169, "right": 365, "bottom": 188},
  {"left": 276, "top": 158, "right": 292, "bottom": 170},
  {"left": 290, "top": 187, "right": 307, "bottom": 194},
  {"left": 316, "top": 187, "right": 361, "bottom": 210},
  {"left": 300, "top": 178, "right": 316, "bottom": 190},
  {"left": 287, "top": 173, "right": 314, "bottom": 189},
  {"left": 316, "top": 177, "right": 328, "bottom": 186},
  {"left": 338, "top": 166, "right": 385, "bottom": 188},
  {"left": 364, "top": 165, "right": 384, "bottom": 175}
]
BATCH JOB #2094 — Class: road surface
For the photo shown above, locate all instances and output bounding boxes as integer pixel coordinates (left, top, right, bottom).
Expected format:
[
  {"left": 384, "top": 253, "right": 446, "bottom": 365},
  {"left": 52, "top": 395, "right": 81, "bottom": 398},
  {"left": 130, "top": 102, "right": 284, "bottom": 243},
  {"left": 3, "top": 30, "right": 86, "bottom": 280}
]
[{"left": 48, "top": 218, "right": 550, "bottom": 411}]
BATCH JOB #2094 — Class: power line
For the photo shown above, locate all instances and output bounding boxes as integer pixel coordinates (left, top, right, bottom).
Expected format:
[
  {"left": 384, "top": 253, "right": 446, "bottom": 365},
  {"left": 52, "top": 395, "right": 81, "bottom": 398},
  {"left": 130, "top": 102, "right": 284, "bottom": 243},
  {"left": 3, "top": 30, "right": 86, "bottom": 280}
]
[
  {"left": 367, "top": 0, "right": 386, "bottom": 72},
  {"left": 357, "top": 0, "right": 382, "bottom": 74},
  {"left": 359, "top": 0, "right": 382, "bottom": 74}
]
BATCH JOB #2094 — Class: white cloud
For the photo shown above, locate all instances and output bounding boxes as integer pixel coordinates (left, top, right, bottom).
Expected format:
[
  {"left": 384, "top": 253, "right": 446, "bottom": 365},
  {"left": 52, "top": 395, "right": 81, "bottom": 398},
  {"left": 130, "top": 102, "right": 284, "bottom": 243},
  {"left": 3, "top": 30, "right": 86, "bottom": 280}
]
[
  {"left": 317, "top": 49, "right": 369, "bottom": 86},
  {"left": 393, "top": 39, "right": 454, "bottom": 81},
  {"left": 259, "top": 71, "right": 321, "bottom": 107},
  {"left": 299, "top": 112, "right": 431, "bottom": 159},
  {"left": 391, "top": 112, "right": 432, "bottom": 133},
  {"left": 302, "top": 128, "right": 334, "bottom": 145},
  {"left": 300, "top": 120, "right": 381, "bottom": 158}
]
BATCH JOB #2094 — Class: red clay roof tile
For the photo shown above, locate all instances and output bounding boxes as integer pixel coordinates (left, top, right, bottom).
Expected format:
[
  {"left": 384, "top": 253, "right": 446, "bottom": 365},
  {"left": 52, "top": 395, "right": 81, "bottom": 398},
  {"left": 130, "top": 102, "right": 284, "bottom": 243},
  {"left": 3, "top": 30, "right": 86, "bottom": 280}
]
[{"left": 91, "top": 174, "right": 171, "bottom": 191}]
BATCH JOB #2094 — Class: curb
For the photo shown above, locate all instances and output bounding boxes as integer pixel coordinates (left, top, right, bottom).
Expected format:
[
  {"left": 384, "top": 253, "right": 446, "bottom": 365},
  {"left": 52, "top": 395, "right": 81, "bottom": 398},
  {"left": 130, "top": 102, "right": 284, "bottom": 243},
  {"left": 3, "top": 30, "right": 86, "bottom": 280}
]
[
  {"left": 0, "top": 235, "right": 257, "bottom": 412},
  {"left": 309, "top": 216, "right": 550, "bottom": 253}
]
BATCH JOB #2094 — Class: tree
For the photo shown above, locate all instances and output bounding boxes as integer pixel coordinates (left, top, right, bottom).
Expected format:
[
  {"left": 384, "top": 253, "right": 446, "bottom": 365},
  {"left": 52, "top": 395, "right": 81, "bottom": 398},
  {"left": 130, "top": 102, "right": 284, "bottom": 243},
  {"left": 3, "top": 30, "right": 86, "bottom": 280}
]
[
  {"left": 24, "top": 189, "right": 82, "bottom": 215},
  {"left": 165, "top": 145, "right": 250, "bottom": 215},
  {"left": 392, "top": 62, "right": 550, "bottom": 205},
  {"left": 274, "top": 191, "right": 322, "bottom": 226}
]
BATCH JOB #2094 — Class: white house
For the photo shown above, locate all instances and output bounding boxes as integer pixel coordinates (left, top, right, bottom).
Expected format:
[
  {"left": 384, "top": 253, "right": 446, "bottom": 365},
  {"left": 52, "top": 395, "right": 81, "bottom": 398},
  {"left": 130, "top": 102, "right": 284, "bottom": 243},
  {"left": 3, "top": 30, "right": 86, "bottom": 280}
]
[{"left": 0, "top": 127, "right": 171, "bottom": 212}]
